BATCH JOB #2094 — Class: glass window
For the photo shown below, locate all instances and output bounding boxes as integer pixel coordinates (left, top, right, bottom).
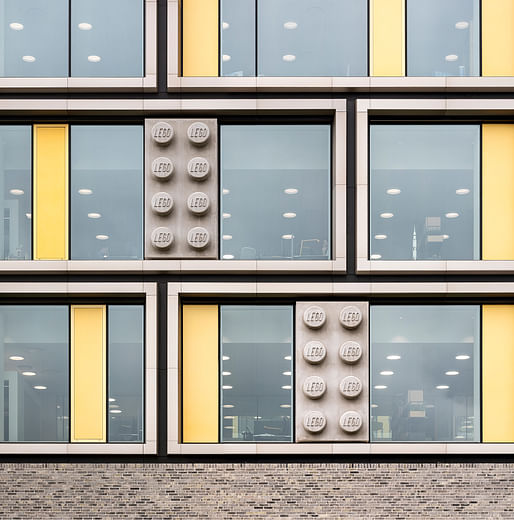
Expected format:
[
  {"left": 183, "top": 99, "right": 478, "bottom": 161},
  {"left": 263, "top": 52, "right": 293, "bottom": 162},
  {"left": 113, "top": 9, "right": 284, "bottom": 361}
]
[
  {"left": 0, "top": 306, "right": 69, "bottom": 442},
  {"left": 0, "top": 0, "right": 68, "bottom": 78},
  {"left": 221, "top": 125, "right": 331, "bottom": 260},
  {"left": 70, "top": 125, "right": 143, "bottom": 260},
  {"left": 371, "top": 305, "right": 480, "bottom": 442},
  {"left": 258, "top": 0, "right": 367, "bottom": 77},
  {"left": 407, "top": 0, "right": 479, "bottom": 77},
  {"left": 71, "top": 0, "right": 144, "bottom": 78},
  {"left": 108, "top": 305, "right": 144, "bottom": 443},
  {"left": 220, "top": 305, "right": 293, "bottom": 442},
  {"left": 369, "top": 125, "right": 480, "bottom": 261},
  {"left": 0, "top": 126, "right": 31, "bottom": 260},
  {"left": 220, "top": 0, "right": 256, "bottom": 77}
]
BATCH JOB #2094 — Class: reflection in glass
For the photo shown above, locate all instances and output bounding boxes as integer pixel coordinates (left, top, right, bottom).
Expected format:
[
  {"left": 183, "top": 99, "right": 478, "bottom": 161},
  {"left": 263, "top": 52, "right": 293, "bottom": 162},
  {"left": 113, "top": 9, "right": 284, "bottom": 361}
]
[
  {"left": 0, "top": 0, "right": 68, "bottom": 77},
  {"left": 220, "top": 0, "right": 255, "bottom": 77},
  {"left": 370, "top": 125, "right": 480, "bottom": 261},
  {"left": 71, "top": 0, "right": 144, "bottom": 77},
  {"left": 220, "top": 306, "right": 293, "bottom": 442},
  {"left": 70, "top": 126, "right": 143, "bottom": 260},
  {"left": 221, "top": 125, "right": 330, "bottom": 260},
  {"left": 0, "top": 127, "right": 31, "bottom": 259},
  {"left": 0, "top": 306, "right": 69, "bottom": 442},
  {"left": 407, "top": 0, "right": 479, "bottom": 77},
  {"left": 258, "top": 0, "right": 367, "bottom": 76},
  {"left": 108, "top": 306, "right": 144, "bottom": 443},
  {"left": 371, "top": 306, "right": 480, "bottom": 442}
]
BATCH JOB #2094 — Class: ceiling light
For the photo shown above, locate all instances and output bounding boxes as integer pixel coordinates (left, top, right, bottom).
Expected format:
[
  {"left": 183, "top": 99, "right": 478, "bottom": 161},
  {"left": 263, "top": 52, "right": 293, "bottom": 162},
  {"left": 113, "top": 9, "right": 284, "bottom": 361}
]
[
  {"left": 280, "top": 404, "right": 291, "bottom": 408},
  {"left": 25, "top": 213, "right": 31, "bottom": 219},
  {"left": 109, "top": 398, "right": 116, "bottom": 402},
  {"left": 10, "top": 189, "right": 24, "bottom": 196},
  {"left": 436, "top": 385, "right": 449, "bottom": 390},
  {"left": 33, "top": 385, "right": 47, "bottom": 390},
  {"left": 284, "top": 355, "right": 292, "bottom": 360},
  {"left": 78, "top": 22, "right": 92, "bottom": 30},
  {"left": 282, "top": 371, "right": 292, "bottom": 376},
  {"left": 386, "top": 355, "right": 401, "bottom": 360},
  {"left": 456, "top": 188, "right": 470, "bottom": 195},
  {"left": 22, "top": 371, "right": 36, "bottom": 376},
  {"left": 282, "top": 234, "right": 293, "bottom": 240},
  {"left": 380, "top": 371, "right": 394, "bottom": 376},
  {"left": 386, "top": 188, "right": 401, "bottom": 195},
  {"left": 78, "top": 188, "right": 92, "bottom": 195},
  {"left": 284, "top": 188, "right": 298, "bottom": 195},
  {"left": 222, "top": 254, "right": 234, "bottom": 260},
  {"left": 224, "top": 416, "right": 235, "bottom": 420},
  {"left": 9, "top": 22, "right": 23, "bottom": 31},
  {"left": 222, "top": 371, "right": 231, "bottom": 376},
  {"left": 374, "top": 234, "right": 387, "bottom": 240},
  {"left": 222, "top": 385, "right": 233, "bottom": 390},
  {"left": 9, "top": 356, "right": 24, "bottom": 361},
  {"left": 87, "top": 212, "right": 101, "bottom": 219},
  {"left": 445, "top": 212, "right": 459, "bottom": 219},
  {"left": 253, "top": 416, "right": 262, "bottom": 420},
  {"left": 22, "top": 56, "right": 35, "bottom": 63},
  {"left": 445, "top": 371, "right": 459, "bottom": 376},
  {"left": 374, "top": 385, "right": 387, "bottom": 390},
  {"left": 371, "top": 404, "right": 378, "bottom": 408},
  {"left": 283, "top": 212, "right": 296, "bottom": 218},
  {"left": 455, "top": 21, "right": 469, "bottom": 30},
  {"left": 283, "top": 21, "right": 298, "bottom": 30},
  {"left": 224, "top": 426, "right": 234, "bottom": 429},
  {"left": 88, "top": 55, "right": 101, "bottom": 63},
  {"left": 282, "top": 55, "right": 296, "bottom": 62},
  {"left": 281, "top": 385, "right": 292, "bottom": 390},
  {"left": 222, "top": 213, "right": 231, "bottom": 219},
  {"left": 110, "top": 409, "right": 122, "bottom": 413},
  {"left": 442, "top": 234, "right": 450, "bottom": 239},
  {"left": 222, "top": 235, "right": 232, "bottom": 240},
  {"left": 380, "top": 212, "right": 394, "bottom": 219},
  {"left": 456, "top": 355, "right": 470, "bottom": 360},
  {"left": 370, "top": 254, "right": 382, "bottom": 260},
  {"left": 96, "top": 234, "right": 109, "bottom": 240},
  {"left": 223, "top": 404, "right": 234, "bottom": 408},
  {"left": 445, "top": 54, "right": 458, "bottom": 62},
  {"left": 222, "top": 356, "right": 230, "bottom": 361},
  {"left": 222, "top": 55, "right": 231, "bottom": 62},
  {"left": 222, "top": 22, "right": 230, "bottom": 30},
  {"left": 222, "top": 188, "right": 230, "bottom": 195}
]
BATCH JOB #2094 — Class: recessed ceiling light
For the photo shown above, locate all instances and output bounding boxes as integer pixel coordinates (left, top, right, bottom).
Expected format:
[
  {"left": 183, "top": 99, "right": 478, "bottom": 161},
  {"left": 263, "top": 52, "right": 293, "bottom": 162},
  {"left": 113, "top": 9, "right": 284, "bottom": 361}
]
[
  {"left": 222, "top": 188, "right": 230, "bottom": 195},
  {"left": 445, "top": 54, "right": 459, "bottom": 62},
  {"left": 10, "top": 189, "right": 24, "bottom": 196},
  {"left": 282, "top": 234, "right": 293, "bottom": 240},
  {"left": 224, "top": 415, "right": 235, "bottom": 420},
  {"left": 222, "top": 213, "right": 231, "bottom": 219},
  {"left": 223, "top": 404, "right": 234, "bottom": 408},
  {"left": 222, "top": 356, "right": 230, "bottom": 361},
  {"left": 455, "top": 21, "right": 469, "bottom": 30},
  {"left": 386, "top": 355, "right": 401, "bottom": 360},
  {"left": 283, "top": 212, "right": 296, "bottom": 218},
  {"left": 9, "top": 356, "right": 24, "bottom": 361},
  {"left": 282, "top": 371, "right": 292, "bottom": 376},
  {"left": 33, "top": 385, "right": 47, "bottom": 390},
  {"left": 78, "top": 188, "right": 92, "bottom": 195},
  {"left": 224, "top": 426, "right": 234, "bottom": 429},
  {"left": 371, "top": 404, "right": 378, "bottom": 408},
  {"left": 374, "top": 385, "right": 387, "bottom": 390},
  {"left": 222, "top": 371, "right": 231, "bottom": 376},
  {"left": 386, "top": 188, "right": 401, "bottom": 195},
  {"left": 380, "top": 212, "right": 394, "bottom": 219},
  {"left": 456, "top": 188, "right": 470, "bottom": 195},
  {"left": 284, "top": 188, "right": 298, "bottom": 195},
  {"left": 22, "top": 55, "right": 35, "bottom": 63},
  {"left": 280, "top": 404, "right": 291, "bottom": 408},
  {"left": 109, "top": 398, "right": 116, "bottom": 402},
  {"left": 222, "top": 55, "right": 231, "bottom": 62},
  {"left": 25, "top": 213, "right": 31, "bottom": 219},
  {"left": 88, "top": 55, "right": 101, "bottom": 63},
  {"left": 374, "top": 234, "right": 387, "bottom": 240},
  {"left": 95, "top": 234, "right": 109, "bottom": 240},
  {"left": 78, "top": 22, "right": 92, "bottom": 30},
  {"left": 22, "top": 371, "right": 36, "bottom": 376},
  {"left": 436, "top": 385, "right": 449, "bottom": 390},
  {"left": 283, "top": 21, "right": 298, "bottom": 30},
  {"left": 282, "top": 55, "right": 296, "bottom": 62},
  {"left": 281, "top": 385, "right": 292, "bottom": 390},
  {"left": 110, "top": 409, "right": 122, "bottom": 414},
  {"left": 222, "top": 235, "right": 232, "bottom": 240},
  {"left": 87, "top": 212, "right": 101, "bottom": 219},
  {"left": 222, "top": 22, "right": 230, "bottom": 30},
  {"left": 370, "top": 254, "right": 382, "bottom": 260},
  {"left": 456, "top": 355, "right": 470, "bottom": 360},
  {"left": 222, "top": 254, "right": 234, "bottom": 260},
  {"left": 442, "top": 234, "right": 450, "bottom": 239},
  {"left": 284, "top": 355, "right": 292, "bottom": 360},
  {"left": 380, "top": 371, "right": 394, "bottom": 376},
  {"left": 9, "top": 22, "right": 23, "bottom": 31},
  {"left": 222, "top": 385, "right": 233, "bottom": 390},
  {"left": 445, "top": 212, "right": 459, "bottom": 219},
  {"left": 445, "top": 371, "right": 459, "bottom": 376}
]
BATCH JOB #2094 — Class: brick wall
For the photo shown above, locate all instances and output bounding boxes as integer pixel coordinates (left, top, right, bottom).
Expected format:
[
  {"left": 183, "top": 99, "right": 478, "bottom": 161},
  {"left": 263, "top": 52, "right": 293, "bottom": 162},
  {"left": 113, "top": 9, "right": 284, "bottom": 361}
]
[{"left": 1, "top": 463, "right": 512, "bottom": 518}]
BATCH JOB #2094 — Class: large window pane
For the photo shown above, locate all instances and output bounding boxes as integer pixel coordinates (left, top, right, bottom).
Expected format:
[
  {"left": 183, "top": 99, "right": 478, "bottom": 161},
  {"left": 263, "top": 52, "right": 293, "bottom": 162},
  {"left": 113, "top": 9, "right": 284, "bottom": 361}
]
[
  {"left": 71, "top": 0, "right": 144, "bottom": 77},
  {"left": 0, "top": 306, "right": 68, "bottom": 442},
  {"left": 71, "top": 126, "right": 143, "bottom": 260},
  {"left": 108, "top": 305, "right": 144, "bottom": 443},
  {"left": 370, "top": 125, "right": 480, "bottom": 261},
  {"left": 220, "top": 305, "right": 293, "bottom": 442},
  {"left": 258, "top": 0, "right": 367, "bottom": 77},
  {"left": 220, "top": 0, "right": 255, "bottom": 77},
  {"left": 0, "top": 0, "right": 68, "bottom": 77},
  {"left": 0, "top": 127, "right": 31, "bottom": 260},
  {"left": 371, "top": 306, "right": 480, "bottom": 442},
  {"left": 407, "top": 0, "right": 479, "bottom": 77},
  {"left": 221, "top": 125, "right": 330, "bottom": 260}
]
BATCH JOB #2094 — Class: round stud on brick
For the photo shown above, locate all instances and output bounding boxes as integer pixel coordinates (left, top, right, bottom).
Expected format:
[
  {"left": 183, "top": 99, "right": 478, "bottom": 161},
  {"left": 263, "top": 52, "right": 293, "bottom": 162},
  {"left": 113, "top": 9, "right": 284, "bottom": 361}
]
[
  {"left": 339, "top": 411, "right": 363, "bottom": 433},
  {"left": 303, "top": 411, "right": 327, "bottom": 433},
  {"left": 339, "top": 305, "right": 363, "bottom": 329},
  {"left": 187, "top": 227, "right": 210, "bottom": 249},
  {"left": 339, "top": 376, "right": 362, "bottom": 399},
  {"left": 303, "top": 340, "right": 327, "bottom": 365},
  {"left": 187, "top": 192, "right": 210, "bottom": 215},
  {"left": 187, "top": 157, "right": 210, "bottom": 181},
  {"left": 151, "top": 122, "right": 173, "bottom": 145},
  {"left": 339, "top": 341, "right": 362, "bottom": 365},
  {"left": 303, "top": 305, "right": 326, "bottom": 329},
  {"left": 187, "top": 122, "right": 210, "bottom": 145},
  {"left": 302, "top": 375, "right": 326, "bottom": 400},
  {"left": 151, "top": 192, "right": 174, "bottom": 215},
  {"left": 151, "top": 157, "right": 174, "bottom": 180},
  {"left": 151, "top": 227, "right": 174, "bottom": 249}
]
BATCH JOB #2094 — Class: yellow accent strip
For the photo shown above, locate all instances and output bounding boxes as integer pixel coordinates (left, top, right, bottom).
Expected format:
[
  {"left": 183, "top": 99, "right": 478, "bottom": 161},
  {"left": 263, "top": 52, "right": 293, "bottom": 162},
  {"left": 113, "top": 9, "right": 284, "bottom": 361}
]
[
  {"left": 370, "top": 0, "right": 405, "bottom": 77},
  {"left": 71, "top": 305, "right": 107, "bottom": 443},
  {"left": 182, "top": 305, "right": 219, "bottom": 442},
  {"left": 483, "top": 305, "right": 514, "bottom": 442},
  {"left": 182, "top": 0, "right": 218, "bottom": 77},
  {"left": 482, "top": 0, "right": 514, "bottom": 77},
  {"left": 33, "top": 124, "right": 68, "bottom": 260},
  {"left": 482, "top": 125, "right": 514, "bottom": 260}
]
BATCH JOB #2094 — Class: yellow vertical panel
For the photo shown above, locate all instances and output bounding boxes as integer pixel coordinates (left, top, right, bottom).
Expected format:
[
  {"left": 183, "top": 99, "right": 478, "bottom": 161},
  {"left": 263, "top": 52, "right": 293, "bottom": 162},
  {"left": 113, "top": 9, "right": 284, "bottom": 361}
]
[
  {"left": 182, "top": 0, "right": 218, "bottom": 77},
  {"left": 482, "top": 125, "right": 514, "bottom": 260},
  {"left": 370, "top": 0, "right": 405, "bottom": 76},
  {"left": 182, "top": 305, "right": 219, "bottom": 442},
  {"left": 482, "top": 0, "right": 514, "bottom": 77},
  {"left": 483, "top": 305, "right": 514, "bottom": 442},
  {"left": 71, "top": 305, "right": 106, "bottom": 443},
  {"left": 34, "top": 124, "right": 68, "bottom": 260}
]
